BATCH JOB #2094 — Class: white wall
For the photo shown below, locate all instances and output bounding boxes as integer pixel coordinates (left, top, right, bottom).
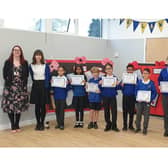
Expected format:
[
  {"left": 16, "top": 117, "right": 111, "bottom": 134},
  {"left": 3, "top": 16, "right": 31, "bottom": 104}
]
[{"left": 103, "top": 19, "right": 168, "bottom": 39}]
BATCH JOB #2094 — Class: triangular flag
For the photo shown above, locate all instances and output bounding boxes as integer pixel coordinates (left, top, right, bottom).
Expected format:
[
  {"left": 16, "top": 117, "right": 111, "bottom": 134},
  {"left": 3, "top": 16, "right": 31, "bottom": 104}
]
[
  {"left": 165, "top": 18, "right": 168, "bottom": 24},
  {"left": 148, "top": 22, "right": 156, "bottom": 33},
  {"left": 157, "top": 20, "right": 164, "bottom": 32},
  {"left": 126, "top": 19, "right": 133, "bottom": 28},
  {"left": 133, "top": 20, "right": 139, "bottom": 32},
  {"left": 119, "top": 19, "right": 125, "bottom": 25},
  {"left": 141, "top": 22, "right": 147, "bottom": 33}
]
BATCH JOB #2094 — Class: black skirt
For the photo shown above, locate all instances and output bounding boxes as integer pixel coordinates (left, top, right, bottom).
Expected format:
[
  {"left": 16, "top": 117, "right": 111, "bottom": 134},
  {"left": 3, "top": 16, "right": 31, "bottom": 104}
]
[
  {"left": 30, "top": 80, "right": 50, "bottom": 104},
  {"left": 72, "top": 95, "right": 89, "bottom": 109}
]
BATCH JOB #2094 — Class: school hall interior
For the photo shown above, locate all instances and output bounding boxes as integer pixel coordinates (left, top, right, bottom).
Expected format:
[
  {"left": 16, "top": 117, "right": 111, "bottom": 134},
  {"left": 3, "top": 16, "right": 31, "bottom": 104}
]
[{"left": 0, "top": 19, "right": 168, "bottom": 147}]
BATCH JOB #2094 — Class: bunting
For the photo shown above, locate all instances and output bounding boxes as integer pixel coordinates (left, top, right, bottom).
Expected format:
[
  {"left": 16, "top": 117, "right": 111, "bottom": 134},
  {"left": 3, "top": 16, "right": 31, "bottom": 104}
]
[
  {"left": 148, "top": 22, "right": 156, "bottom": 33},
  {"left": 157, "top": 20, "right": 164, "bottom": 32},
  {"left": 141, "top": 22, "right": 147, "bottom": 33},
  {"left": 119, "top": 18, "right": 168, "bottom": 33},
  {"left": 126, "top": 19, "right": 133, "bottom": 28},
  {"left": 119, "top": 19, "right": 125, "bottom": 25}
]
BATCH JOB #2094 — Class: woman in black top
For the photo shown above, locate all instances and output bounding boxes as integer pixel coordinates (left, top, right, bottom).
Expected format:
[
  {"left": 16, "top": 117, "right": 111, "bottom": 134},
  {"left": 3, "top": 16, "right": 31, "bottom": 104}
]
[{"left": 1, "top": 45, "right": 29, "bottom": 133}]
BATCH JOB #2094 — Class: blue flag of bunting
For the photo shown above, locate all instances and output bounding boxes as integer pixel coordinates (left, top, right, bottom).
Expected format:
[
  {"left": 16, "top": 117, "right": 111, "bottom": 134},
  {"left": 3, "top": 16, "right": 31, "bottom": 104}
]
[
  {"left": 119, "top": 19, "right": 125, "bottom": 25},
  {"left": 133, "top": 20, "right": 139, "bottom": 31},
  {"left": 148, "top": 22, "right": 156, "bottom": 33},
  {"left": 165, "top": 19, "right": 168, "bottom": 23}
]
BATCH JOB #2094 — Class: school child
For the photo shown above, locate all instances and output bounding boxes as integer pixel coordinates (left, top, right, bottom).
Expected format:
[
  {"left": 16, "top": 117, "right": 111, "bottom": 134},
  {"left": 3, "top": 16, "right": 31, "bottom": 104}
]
[
  {"left": 158, "top": 56, "right": 168, "bottom": 137},
  {"left": 100, "top": 63, "right": 120, "bottom": 132},
  {"left": 29, "top": 49, "right": 51, "bottom": 131},
  {"left": 120, "top": 64, "right": 137, "bottom": 131},
  {"left": 135, "top": 68, "right": 157, "bottom": 135},
  {"left": 51, "top": 66, "right": 69, "bottom": 130},
  {"left": 87, "top": 66, "right": 101, "bottom": 129},
  {"left": 70, "top": 65, "right": 87, "bottom": 128}
]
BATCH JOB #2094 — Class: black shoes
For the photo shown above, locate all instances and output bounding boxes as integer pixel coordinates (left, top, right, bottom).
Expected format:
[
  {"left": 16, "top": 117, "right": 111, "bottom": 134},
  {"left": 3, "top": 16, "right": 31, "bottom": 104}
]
[
  {"left": 104, "top": 125, "right": 111, "bottom": 132},
  {"left": 55, "top": 125, "right": 64, "bottom": 130},
  {"left": 93, "top": 122, "right": 98, "bottom": 129},
  {"left": 74, "top": 121, "right": 84, "bottom": 128},
  {"left": 112, "top": 127, "right": 120, "bottom": 132},
  {"left": 88, "top": 122, "right": 93, "bottom": 129},
  {"left": 122, "top": 127, "right": 127, "bottom": 131},
  {"left": 60, "top": 126, "right": 64, "bottom": 130},
  {"left": 55, "top": 125, "right": 60, "bottom": 129},
  {"left": 164, "top": 131, "right": 168, "bottom": 137},
  {"left": 129, "top": 126, "right": 135, "bottom": 131},
  {"left": 135, "top": 128, "right": 141, "bottom": 133},
  {"left": 143, "top": 129, "right": 147, "bottom": 135}
]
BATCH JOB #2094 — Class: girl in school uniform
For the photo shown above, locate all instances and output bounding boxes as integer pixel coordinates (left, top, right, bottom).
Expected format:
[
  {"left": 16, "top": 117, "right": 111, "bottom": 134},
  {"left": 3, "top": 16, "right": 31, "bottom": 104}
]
[
  {"left": 70, "top": 65, "right": 87, "bottom": 128},
  {"left": 158, "top": 56, "right": 168, "bottom": 137},
  {"left": 51, "top": 66, "right": 69, "bottom": 130},
  {"left": 120, "top": 64, "right": 137, "bottom": 131},
  {"left": 1, "top": 45, "right": 29, "bottom": 133},
  {"left": 100, "top": 63, "right": 120, "bottom": 132},
  {"left": 29, "top": 49, "right": 51, "bottom": 131},
  {"left": 87, "top": 66, "right": 101, "bottom": 129},
  {"left": 135, "top": 68, "right": 157, "bottom": 135}
]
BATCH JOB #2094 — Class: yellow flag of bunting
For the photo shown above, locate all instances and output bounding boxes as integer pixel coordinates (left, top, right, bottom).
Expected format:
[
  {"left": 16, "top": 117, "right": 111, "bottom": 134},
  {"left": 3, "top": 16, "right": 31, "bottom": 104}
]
[
  {"left": 141, "top": 22, "right": 147, "bottom": 33},
  {"left": 157, "top": 20, "right": 164, "bottom": 32},
  {"left": 126, "top": 19, "right": 133, "bottom": 28}
]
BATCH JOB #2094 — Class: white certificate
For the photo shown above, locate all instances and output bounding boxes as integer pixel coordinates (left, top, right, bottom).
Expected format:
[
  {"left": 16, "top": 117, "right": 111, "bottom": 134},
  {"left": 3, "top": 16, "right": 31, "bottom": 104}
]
[
  {"left": 160, "top": 81, "right": 168, "bottom": 93},
  {"left": 122, "top": 72, "right": 137, "bottom": 84},
  {"left": 51, "top": 76, "right": 67, "bottom": 88},
  {"left": 136, "top": 90, "right": 151, "bottom": 103},
  {"left": 86, "top": 83, "right": 99, "bottom": 93},
  {"left": 102, "top": 76, "right": 117, "bottom": 87},
  {"left": 71, "top": 75, "right": 84, "bottom": 85}
]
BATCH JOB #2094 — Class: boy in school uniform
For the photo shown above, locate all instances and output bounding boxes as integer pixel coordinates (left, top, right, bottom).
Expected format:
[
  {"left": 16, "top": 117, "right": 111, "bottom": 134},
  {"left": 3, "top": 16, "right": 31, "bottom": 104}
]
[
  {"left": 87, "top": 66, "right": 102, "bottom": 129},
  {"left": 135, "top": 68, "right": 157, "bottom": 135},
  {"left": 158, "top": 56, "right": 168, "bottom": 137},
  {"left": 121, "top": 64, "right": 137, "bottom": 131}
]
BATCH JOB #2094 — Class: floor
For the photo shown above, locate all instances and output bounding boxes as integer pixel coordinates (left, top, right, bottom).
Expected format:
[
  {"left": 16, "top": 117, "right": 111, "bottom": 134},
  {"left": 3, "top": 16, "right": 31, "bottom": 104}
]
[{"left": 0, "top": 111, "right": 167, "bottom": 147}]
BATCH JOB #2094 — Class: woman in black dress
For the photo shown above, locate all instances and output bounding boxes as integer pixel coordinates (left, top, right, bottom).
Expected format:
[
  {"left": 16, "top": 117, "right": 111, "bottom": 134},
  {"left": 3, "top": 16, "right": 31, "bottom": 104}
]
[
  {"left": 1, "top": 45, "right": 29, "bottom": 133},
  {"left": 29, "top": 49, "right": 51, "bottom": 131}
]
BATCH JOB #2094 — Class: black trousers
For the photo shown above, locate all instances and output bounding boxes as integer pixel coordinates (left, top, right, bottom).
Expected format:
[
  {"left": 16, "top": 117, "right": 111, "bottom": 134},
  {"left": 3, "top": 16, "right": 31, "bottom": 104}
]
[
  {"left": 35, "top": 104, "right": 46, "bottom": 126},
  {"left": 73, "top": 96, "right": 84, "bottom": 122},
  {"left": 162, "top": 95, "right": 168, "bottom": 132},
  {"left": 8, "top": 113, "right": 21, "bottom": 130},
  {"left": 122, "top": 95, "right": 135, "bottom": 128},
  {"left": 103, "top": 97, "right": 118, "bottom": 128},
  {"left": 55, "top": 100, "right": 66, "bottom": 126}
]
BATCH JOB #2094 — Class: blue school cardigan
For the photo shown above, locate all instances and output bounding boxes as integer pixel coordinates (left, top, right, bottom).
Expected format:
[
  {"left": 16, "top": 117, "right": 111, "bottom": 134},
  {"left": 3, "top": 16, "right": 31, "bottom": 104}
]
[
  {"left": 135, "top": 79, "right": 157, "bottom": 102},
  {"left": 88, "top": 77, "right": 101, "bottom": 103},
  {"left": 29, "top": 63, "right": 51, "bottom": 88},
  {"left": 100, "top": 75, "right": 120, "bottom": 98},
  {"left": 158, "top": 67, "right": 168, "bottom": 96}
]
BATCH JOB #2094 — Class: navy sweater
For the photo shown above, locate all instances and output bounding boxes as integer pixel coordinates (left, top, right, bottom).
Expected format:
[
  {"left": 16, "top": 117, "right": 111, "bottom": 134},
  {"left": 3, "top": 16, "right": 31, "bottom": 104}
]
[
  {"left": 158, "top": 67, "right": 168, "bottom": 96},
  {"left": 100, "top": 75, "right": 119, "bottom": 98},
  {"left": 88, "top": 77, "right": 101, "bottom": 103}
]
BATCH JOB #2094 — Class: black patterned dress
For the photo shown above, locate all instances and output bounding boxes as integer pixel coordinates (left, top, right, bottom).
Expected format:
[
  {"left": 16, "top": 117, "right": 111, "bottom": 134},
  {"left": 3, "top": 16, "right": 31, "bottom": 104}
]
[{"left": 1, "top": 66, "right": 29, "bottom": 114}]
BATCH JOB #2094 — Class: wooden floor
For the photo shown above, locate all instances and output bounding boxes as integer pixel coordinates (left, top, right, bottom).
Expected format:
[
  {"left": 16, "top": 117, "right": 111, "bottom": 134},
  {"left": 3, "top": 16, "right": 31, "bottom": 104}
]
[{"left": 0, "top": 112, "right": 167, "bottom": 147}]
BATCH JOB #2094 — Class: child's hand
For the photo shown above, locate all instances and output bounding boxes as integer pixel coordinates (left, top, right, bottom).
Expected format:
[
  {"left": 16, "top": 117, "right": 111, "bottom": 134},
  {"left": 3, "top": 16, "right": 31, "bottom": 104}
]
[
  {"left": 82, "top": 80, "right": 86, "bottom": 85},
  {"left": 99, "top": 80, "right": 103, "bottom": 85},
  {"left": 69, "top": 79, "right": 72, "bottom": 84},
  {"left": 96, "top": 89, "right": 100, "bottom": 93},
  {"left": 116, "top": 81, "right": 120, "bottom": 85}
]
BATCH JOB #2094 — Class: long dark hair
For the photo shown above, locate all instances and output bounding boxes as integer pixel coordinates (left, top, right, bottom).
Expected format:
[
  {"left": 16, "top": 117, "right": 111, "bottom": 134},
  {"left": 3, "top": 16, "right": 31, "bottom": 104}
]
[
  {"left": 74, "top": 64, "right": 84, "bottom": 75},
  {"left": 32, "top": 49, "right": 45, "bottom": 64},
  {"left": 8, "top": 45, "right": 25, "bottom": 64}
]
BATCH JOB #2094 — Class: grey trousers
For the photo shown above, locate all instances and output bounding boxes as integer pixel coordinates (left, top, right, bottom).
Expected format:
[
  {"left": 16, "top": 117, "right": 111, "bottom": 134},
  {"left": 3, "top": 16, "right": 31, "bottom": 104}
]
[
  {"left": 135, "top": 102, "right": 150, "bottom": 130},
  {"left": 162, "top": 95, "right": 168, "bottom": 132}
]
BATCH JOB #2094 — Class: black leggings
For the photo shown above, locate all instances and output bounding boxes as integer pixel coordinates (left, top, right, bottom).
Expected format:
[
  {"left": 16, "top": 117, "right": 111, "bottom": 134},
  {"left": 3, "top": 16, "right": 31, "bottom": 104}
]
[
  {"left": 35, "top": 104, "right": 46, "bottom": 126},
  {"left": 75, "top": 108, "right": 84, "bottom": 122},
  {"left": 8, "top": 113, "right": 21, "bottom": 130}
]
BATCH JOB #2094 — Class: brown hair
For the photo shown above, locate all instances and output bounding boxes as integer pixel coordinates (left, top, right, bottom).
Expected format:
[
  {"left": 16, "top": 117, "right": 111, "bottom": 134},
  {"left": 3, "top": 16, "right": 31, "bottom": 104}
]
[
  {"left": 32, "top": 49, "right": 45, "bottom": 64},
  {"left": 8, "top": 45, "right": 25, "bottom": 64},
  {"left": 90, "top": 66, "right": 100, "bottom": 73}
]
